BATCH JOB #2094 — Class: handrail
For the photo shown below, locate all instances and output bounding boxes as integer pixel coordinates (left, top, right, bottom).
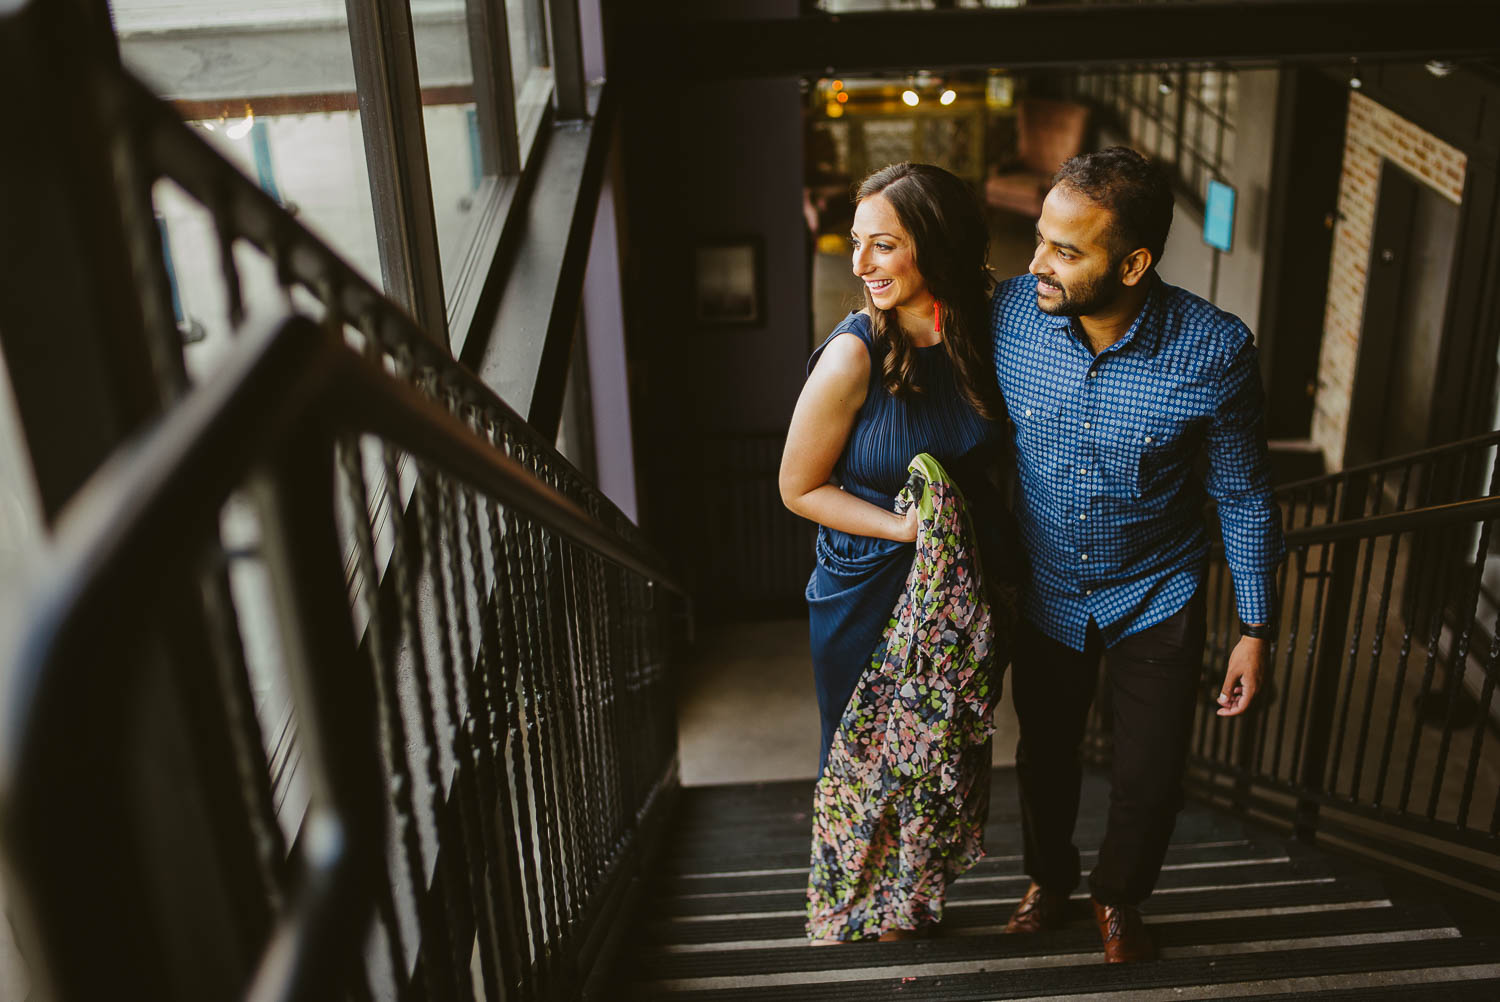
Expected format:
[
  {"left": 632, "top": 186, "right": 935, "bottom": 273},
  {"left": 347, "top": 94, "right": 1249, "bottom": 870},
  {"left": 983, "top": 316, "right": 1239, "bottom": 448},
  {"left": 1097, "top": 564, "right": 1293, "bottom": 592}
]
[
  {"left": 1274, "top": 427, "right": 1500, "bottom": 494},
  {"left": 1284, "top": 493, "right": 1500, "bottom": 547},
  {"left": 120, "top": 71, "right": 647, "bottom": 557},
  {"left": 1131, "top": 431, "right": 1500, "bottom": 902},
  {"left": 2, "top": 311, "right": 683, "bottom": 1001}
]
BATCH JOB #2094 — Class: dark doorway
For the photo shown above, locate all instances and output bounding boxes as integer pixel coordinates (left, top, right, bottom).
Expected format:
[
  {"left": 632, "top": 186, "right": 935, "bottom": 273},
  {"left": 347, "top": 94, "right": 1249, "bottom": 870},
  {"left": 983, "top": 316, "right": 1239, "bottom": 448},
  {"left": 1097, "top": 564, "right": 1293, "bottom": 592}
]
[
  {"left": 1258, "top": 68, "right": 1347, "bottom": 441},
  {"left": 1344, "top": 160, "right": 1460, "bottom": 469}
]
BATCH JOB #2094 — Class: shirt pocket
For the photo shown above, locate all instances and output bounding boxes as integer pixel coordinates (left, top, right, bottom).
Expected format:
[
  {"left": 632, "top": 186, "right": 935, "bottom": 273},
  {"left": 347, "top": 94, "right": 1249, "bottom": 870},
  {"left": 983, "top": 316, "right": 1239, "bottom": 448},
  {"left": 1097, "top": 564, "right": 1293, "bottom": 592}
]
[
  {"left": 1008, "top": 393, "right": 1065, "bottom": 471},
  {"left": 1132, "top": 410, "right": 1207, "bottom": 499}
]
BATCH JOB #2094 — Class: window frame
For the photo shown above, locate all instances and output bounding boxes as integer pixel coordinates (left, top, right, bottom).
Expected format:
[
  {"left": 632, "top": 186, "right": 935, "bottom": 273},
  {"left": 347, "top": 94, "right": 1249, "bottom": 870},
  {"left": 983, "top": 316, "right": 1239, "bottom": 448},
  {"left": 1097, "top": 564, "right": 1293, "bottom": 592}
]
[{"left": 346, "top": 0, "right": 587, "bottom": 352}]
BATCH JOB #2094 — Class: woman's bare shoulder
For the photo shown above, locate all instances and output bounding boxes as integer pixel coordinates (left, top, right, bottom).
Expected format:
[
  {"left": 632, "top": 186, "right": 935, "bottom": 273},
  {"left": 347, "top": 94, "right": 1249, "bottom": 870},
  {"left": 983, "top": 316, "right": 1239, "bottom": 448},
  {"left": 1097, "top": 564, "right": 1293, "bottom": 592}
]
[{"left": 812, "top": 330, "right": 871, "bottom": 383}]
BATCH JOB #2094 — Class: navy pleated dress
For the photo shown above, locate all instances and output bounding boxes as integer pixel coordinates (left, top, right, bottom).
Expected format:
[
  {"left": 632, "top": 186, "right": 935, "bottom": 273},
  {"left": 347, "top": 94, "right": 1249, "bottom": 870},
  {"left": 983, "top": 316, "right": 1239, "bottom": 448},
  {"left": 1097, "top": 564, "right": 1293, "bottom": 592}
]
[{"left": 807, "top": 312, "right": 997, "bottom": 772}]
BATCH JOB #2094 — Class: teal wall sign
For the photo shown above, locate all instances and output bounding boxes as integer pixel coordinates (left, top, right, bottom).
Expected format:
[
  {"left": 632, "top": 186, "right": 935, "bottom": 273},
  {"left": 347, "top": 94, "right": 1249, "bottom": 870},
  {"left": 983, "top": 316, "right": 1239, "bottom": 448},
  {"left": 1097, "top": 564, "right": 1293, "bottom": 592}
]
[{"left": 1204, "top": 179, "right": 1236, "bottom": 252}]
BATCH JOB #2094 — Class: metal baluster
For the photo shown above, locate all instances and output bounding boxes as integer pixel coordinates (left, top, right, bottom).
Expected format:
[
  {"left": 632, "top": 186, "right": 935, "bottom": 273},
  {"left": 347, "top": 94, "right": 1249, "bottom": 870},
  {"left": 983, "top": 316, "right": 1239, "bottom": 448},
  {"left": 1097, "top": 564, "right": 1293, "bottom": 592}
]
[
  {"left": 422, "top": 429, "right": 504, "bottom": 1002},
  {"left": 575, "top": 497, "right": 613, "bottom": 882},
  {"left": 587, "top": 542, "right": 625, "bottom": 858},
  {"left": 530, "top": 461, "right": 589, "bottom": 932},
  {"left": 509, "top": 451, "right": 575, "bottom": 978},
  {"left": 1252, "top": 555, "right": 1293, "bottom": 775},
  {"left": 596, "top": 503, "right": 628, "bottom": 853},
  {"left": 519, "top": 453, "right": 585, "bottom": 969},
  {"left": 1350, "top": 466, "right": 1414, "bottom": 801},
  {"left": 338, "top": 431, "right": 423, "bottom": 999},
  {"left": 1274, "top": 485, "right": 1326, "bottom": 784},
  {"left": 381, "top": 349, "right": 466, "bottom": 1002},
  {"left": 1289, "top": 537, "right": 1335, "bottom": 785},
  {"left": 562, "top": 476, "right": 606, "bottom": 888},
  {"left": 551, "top": 522, "right": 594, "bottom": 889},
  {"left": 496, "top": 428, "right": 568, "bottom": 995},
  {"left": 598, "top": 560, "right": 628, "bottom": 849},
  {"left": 406, "top": 408, "right": 485, "bottom": 1002},
  {"left": 627, "top": 577, "right": 649, "bottom": 804},
  {"left": 217, "top": 195, "right": 244, "bottom": 330},
  {"left": 336, "top": 310, "right": 423, "bottom": 996},
  {"left": 1210, "top": 557, "right": 1238, "bottom": 765},
  {"left": 458, "top": 409, "right": 532, "bottom": 1001},
  {"left": 1192, "top": 560, "right": 1221, "bottom": 761},
  {"left": 1457, "top": 588, "right": 1500, "bottom": 831},
  {"left": 1424, "top": 475, "right": 1500, "bottom": 820},
  {"left": 568, "top": 491, "right": 610, "bottom": 884},
  {"left": 479, "top": 420, "right": 552, "bottom": 999},
  {"left": 1269, "top": 543, "right": 1309, "bottom": 781},
  {"left": 1397, "top": 519, "right": 1464, "bottom": 815},
  {"left": 1327, "top": 531, "right": 1379, "bottom": 792}
]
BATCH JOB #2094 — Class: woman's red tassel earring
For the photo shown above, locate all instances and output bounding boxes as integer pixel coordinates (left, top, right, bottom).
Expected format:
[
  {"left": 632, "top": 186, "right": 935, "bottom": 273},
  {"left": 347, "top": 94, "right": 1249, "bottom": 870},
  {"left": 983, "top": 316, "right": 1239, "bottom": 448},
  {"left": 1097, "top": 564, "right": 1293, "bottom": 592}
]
[{"left": 933, "top": 301, "right": 943, "bottom": 334}]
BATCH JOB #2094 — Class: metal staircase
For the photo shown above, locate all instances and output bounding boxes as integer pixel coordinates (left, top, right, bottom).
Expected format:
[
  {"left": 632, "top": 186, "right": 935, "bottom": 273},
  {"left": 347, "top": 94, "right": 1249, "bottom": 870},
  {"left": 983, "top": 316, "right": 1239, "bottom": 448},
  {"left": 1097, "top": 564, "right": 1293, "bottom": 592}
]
[{"left": 618, "top": 769, "right": 1500, "bottom": 1000}]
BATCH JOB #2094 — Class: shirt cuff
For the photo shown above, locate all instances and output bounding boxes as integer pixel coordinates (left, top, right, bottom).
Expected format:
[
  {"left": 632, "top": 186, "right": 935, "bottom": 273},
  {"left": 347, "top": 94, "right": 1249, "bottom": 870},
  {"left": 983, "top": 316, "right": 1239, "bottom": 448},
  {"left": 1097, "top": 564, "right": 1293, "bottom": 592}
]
[{"left": 1231, "top": 567, "right": 1279, "bottom": 626}]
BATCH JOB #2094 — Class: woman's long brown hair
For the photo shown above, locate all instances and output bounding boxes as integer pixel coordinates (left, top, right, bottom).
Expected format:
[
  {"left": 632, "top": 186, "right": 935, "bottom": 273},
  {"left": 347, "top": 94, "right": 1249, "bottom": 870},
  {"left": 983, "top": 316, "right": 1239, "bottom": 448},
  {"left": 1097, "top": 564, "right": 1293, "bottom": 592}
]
[{"left": 855, "top": 162, "right": 1003, "bottom": 421}]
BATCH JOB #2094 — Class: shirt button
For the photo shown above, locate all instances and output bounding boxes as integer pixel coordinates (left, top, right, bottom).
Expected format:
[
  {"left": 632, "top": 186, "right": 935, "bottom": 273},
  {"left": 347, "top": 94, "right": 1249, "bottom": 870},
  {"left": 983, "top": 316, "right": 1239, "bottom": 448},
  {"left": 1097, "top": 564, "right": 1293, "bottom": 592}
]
[
  {"left": 1082, "top": 421, "right": 1091, "bottom": 429},
  {"left": 1078, "top": 467, "right": 1087, "bottom": 475},
  {"left": 1085, "top": 589, "right": 1093, "bottom": 596},
  {"left": 1088, "top": 370, "right": 1098, "bottom": 379},
  {"left": 1024, "top": 407, "right": 1033, "bottom": 417},
  {"left": 1080, "top": 553, "right": 1089, "bottom": 561},
  {"left": 1144, "top": 435, "right": 1154, "bottom": 444},
  {"left": 1080, "top": 513, "right": 1087, "bottom": 521}
]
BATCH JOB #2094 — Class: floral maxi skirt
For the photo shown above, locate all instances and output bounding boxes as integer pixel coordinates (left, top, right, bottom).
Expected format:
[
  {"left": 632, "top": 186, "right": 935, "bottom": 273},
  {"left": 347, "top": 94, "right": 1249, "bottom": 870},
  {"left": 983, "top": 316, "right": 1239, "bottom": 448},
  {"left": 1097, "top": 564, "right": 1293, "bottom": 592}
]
[{"left": 806, "top": 453, "right": 1003, "bottom": 941}]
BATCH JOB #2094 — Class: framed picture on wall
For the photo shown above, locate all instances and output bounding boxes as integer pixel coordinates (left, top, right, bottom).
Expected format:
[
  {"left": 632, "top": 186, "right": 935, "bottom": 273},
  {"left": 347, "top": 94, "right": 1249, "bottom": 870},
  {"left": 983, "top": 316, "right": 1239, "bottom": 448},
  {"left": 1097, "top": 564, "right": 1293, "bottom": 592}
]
[{"left": 694, "top": 237, "right": 765, "bottom": 326}]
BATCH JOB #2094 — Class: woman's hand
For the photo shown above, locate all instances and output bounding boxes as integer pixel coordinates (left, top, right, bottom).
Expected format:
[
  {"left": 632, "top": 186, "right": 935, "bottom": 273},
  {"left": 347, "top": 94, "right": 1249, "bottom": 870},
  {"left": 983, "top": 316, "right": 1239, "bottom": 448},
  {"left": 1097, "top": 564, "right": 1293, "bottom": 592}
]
[{"left": 895, "top": 499, "right": 919, "bottom": 542}]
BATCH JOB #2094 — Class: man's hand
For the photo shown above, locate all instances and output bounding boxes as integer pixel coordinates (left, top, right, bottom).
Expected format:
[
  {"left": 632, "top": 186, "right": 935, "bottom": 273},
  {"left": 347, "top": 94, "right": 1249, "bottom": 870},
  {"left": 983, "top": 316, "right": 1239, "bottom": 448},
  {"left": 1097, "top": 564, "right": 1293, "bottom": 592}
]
[{"left": 1218, "top": 636, "right": 1268, "bottom": 716}]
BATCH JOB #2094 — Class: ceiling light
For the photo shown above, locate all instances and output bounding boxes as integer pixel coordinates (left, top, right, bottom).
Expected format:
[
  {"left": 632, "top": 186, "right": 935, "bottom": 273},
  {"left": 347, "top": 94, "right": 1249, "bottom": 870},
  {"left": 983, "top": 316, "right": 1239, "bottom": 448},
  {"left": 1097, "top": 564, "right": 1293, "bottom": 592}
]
[
  {"left": 902, "top": 90, "right": 920, "bottom": 107},
  {"left": 940, "top": 89, "right": 956, "bottom": 105}
]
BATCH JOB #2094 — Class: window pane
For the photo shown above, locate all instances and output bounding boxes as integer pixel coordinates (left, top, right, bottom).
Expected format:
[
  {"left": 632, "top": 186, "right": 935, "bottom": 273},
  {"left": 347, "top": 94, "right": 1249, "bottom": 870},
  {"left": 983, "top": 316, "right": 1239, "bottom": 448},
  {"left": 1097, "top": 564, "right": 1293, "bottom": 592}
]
[
  {"left": 1160, "top": 79, "right": 1181, "bottom": 134},
  {"left": 412, "top": 0, "right": 484, "bottom": 296},
  {"left": 1140, "top": 115, "right": 1159, "bottom": 158},
  {"left": 507, "top": 0, "right": 552, "bottom": 148},
  {"left": 110, "top": 0, "right": 383, "bottom": 290},
  {"left": 1183, "top": 97, "right": 1203, "bottom": 157},
  {"left": 1201, "top": 69, "right": 1223, "bottom": 118}
]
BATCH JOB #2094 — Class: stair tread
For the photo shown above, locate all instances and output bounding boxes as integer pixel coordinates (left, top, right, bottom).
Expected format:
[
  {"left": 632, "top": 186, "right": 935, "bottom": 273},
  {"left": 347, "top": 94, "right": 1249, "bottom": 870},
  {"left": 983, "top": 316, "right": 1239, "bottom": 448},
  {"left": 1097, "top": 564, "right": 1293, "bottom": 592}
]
[
  {"left": 652, "top": 853, "right": 1327, "bottom": 916},
  {"left": 657, "top": 839, "right": 1267, "bottom": 896},
  {"left": 640, "top": 873, "right": 1393, "bottom": 946},
  {"left": 662, "top": 811, "right": 1249, "bottom": 872},
  {"left": 630, "top": 900, "right": 1455, "bottom": 981},
  {"left": 627, "top": 935, "right": 1500, "bottom": 1000}
]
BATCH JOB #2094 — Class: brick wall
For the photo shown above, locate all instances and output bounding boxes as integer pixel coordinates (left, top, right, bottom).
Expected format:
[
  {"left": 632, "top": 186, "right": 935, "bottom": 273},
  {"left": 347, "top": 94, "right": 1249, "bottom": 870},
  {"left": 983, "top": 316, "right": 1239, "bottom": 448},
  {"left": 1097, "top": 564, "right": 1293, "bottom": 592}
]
[{"left": 1311, "top": 91, "right": 1466, "bottom": 469}]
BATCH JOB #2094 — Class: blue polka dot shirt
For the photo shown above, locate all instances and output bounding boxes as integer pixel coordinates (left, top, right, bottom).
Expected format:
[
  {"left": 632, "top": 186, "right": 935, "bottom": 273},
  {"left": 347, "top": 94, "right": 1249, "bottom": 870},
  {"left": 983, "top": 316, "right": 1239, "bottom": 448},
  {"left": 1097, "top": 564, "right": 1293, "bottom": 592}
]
[{"left": 993, "top": 273, "right": 1285, "bottom": 651}]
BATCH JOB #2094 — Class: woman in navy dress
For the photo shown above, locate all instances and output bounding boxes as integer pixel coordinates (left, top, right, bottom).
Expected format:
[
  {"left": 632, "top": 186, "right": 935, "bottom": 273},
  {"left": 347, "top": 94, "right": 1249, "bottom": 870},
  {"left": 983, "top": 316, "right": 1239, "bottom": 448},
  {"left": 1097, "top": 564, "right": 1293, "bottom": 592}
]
[{"left": 780, "top": 162, "right": 1012, "bottom": 941}]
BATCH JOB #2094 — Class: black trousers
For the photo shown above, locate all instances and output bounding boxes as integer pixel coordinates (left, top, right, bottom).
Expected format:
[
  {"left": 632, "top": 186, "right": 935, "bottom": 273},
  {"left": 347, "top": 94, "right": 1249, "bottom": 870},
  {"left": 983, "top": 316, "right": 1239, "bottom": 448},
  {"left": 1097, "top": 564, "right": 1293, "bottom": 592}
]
[{"left": 1011, "top": 588, "right": 1207, "bottom": 907}]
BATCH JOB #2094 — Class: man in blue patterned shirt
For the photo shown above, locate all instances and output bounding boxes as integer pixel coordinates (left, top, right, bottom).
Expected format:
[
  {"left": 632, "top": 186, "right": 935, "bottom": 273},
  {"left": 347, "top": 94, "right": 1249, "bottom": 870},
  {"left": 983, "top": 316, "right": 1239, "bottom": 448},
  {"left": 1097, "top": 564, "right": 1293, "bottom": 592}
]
[{"left": 991, "top": 147, "right": 1285, "bottom": 963}]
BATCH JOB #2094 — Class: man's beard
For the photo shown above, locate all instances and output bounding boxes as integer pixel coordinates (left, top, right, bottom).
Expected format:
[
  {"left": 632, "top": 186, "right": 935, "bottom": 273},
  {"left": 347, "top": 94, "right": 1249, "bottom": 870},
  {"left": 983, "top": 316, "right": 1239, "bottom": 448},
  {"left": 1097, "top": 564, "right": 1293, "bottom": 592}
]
[{"left": 1035, "top": 261, "right": 1126, "bottom": 316}]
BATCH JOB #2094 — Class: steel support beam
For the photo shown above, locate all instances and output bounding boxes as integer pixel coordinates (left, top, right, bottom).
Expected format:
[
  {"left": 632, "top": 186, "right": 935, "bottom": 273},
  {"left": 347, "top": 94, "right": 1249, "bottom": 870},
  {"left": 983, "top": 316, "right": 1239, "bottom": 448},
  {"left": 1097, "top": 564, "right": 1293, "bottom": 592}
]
[{"left": 614, "top": 2, "right": 1500, "bottom": 80}]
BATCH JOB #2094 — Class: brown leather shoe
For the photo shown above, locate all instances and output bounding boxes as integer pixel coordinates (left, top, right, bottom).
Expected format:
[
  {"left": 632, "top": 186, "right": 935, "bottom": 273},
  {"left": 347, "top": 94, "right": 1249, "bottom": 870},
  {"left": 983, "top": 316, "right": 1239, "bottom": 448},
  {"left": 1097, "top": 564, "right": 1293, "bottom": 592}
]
[
  {"left": 1003, "top": 881, "right": 1067, "bottom": 933},
  {"left": 1092, "top": 899, "right": 1155, "bottom": 963}
]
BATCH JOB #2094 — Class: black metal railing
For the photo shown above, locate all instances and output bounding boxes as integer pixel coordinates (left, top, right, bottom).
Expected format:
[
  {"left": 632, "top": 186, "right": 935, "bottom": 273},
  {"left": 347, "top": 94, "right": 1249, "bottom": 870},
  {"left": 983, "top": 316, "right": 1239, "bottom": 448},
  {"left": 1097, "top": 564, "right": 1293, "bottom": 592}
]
[
  {"left": 698, "top": 433, "right": 816, "bottom": 616},
  {"left": 1090, "top": 431, "right": 1500, "bottom": 899},
  {"left": 0, "top": 31, "right": 683, "bottom": 1002}
]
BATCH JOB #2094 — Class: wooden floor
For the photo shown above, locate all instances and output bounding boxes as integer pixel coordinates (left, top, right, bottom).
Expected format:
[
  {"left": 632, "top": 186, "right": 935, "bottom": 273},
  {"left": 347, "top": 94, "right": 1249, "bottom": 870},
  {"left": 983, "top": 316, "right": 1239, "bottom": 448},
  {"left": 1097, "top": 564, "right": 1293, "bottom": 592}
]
[{"left": 615, "top": 768, "right": 1500, "bottom": 1000}]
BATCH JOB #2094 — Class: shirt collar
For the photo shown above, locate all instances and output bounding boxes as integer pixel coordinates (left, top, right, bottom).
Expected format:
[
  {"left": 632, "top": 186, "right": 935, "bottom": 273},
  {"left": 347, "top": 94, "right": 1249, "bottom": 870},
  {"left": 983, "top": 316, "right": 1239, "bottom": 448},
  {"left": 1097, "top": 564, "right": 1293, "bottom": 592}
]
[
  {"left": 1030, "top": 273, "right": 1166, "bottom": 356},
  {"left": 1113, "top": 275, "right": 1166, "bottom": 355}
]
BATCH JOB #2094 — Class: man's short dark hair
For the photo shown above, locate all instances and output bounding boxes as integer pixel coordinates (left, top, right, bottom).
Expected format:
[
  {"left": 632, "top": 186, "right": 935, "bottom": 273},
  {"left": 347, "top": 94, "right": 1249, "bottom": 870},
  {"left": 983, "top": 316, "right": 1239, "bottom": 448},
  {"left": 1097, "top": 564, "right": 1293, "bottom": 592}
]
[{"left": 1052, "top": 146, "right": 1174, "bottom": 268}]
